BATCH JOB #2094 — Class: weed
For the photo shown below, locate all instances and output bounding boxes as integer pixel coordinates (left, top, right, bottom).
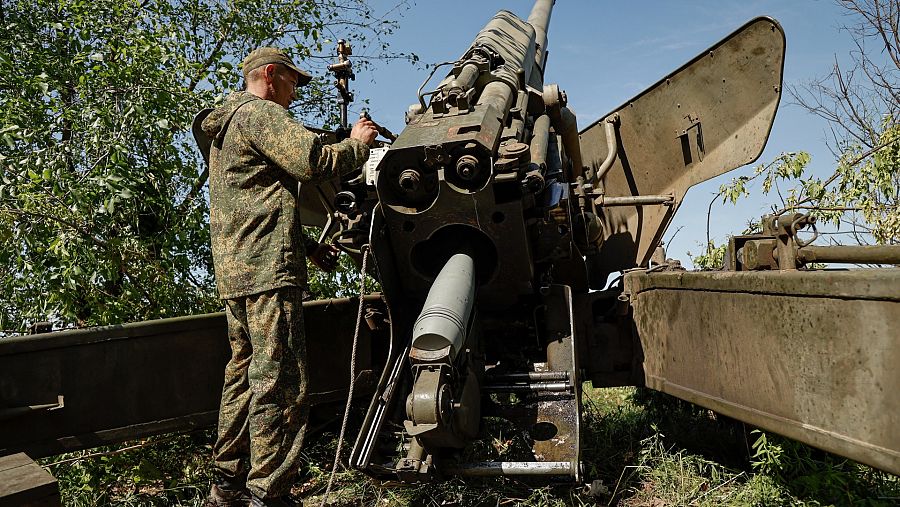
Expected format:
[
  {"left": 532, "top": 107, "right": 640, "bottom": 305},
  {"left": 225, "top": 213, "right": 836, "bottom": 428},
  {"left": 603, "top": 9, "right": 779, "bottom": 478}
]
[
  {"left": 41, "top": 388, "right": 899, "bottom": 506},
  {"left": 750, "top": 430, "right": 900, "bottom": 505},
  {"left": 41, "top": 431, "right": 215, "bottom": 506}
]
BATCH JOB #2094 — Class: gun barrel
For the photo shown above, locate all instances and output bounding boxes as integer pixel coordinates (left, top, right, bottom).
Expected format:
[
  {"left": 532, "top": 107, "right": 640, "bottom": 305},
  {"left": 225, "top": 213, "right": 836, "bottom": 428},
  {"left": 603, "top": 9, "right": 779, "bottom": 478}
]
[{"left": 527, "top": 0, "right": 555, "bottom": 68}]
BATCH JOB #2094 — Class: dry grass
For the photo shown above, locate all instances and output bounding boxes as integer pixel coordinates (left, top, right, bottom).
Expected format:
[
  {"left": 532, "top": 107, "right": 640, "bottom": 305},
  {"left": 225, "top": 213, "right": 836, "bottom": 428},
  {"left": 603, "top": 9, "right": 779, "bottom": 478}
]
[{"left": 43, "top": 386, "right": 900, "bottom": 506}]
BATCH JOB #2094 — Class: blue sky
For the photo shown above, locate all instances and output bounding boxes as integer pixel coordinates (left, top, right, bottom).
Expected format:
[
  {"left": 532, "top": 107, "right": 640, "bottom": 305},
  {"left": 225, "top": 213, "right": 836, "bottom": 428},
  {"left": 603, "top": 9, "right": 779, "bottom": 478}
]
[{"left": 336, "top": 0, "right": 857, "bottom": 267}]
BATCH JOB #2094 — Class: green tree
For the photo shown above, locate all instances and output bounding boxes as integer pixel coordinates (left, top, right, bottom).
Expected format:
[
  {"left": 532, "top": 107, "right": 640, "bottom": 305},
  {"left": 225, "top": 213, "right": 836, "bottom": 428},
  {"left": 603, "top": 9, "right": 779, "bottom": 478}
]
[
  {"left": 0, "top": 0, "right": 411, "bottom": 333},
  {"left": 787, "top": 0, "right": 899, "bottom": 246}
]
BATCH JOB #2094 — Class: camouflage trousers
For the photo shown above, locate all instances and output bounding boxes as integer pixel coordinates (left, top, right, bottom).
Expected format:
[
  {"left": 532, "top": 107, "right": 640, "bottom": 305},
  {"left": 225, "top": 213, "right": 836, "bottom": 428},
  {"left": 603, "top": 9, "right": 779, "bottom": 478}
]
[{"left": 213, "top": 286, "right": 309, "bottom": 499}]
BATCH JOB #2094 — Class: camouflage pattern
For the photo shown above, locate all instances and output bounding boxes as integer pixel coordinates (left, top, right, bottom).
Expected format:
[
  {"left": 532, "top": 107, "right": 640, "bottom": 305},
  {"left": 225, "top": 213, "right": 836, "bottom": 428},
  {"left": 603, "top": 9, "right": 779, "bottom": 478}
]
[
  {"left": 202, "top": 91, "right": 369, "bottom": 299},
  {"left": 242, "top": 47, "right": 312, "bottom": 85},
  {"left": 204, "top": 91, "right": 368, "bottom": 497},
  {"left": 213, "top": 286, "right": 309, "bottom": 499}
]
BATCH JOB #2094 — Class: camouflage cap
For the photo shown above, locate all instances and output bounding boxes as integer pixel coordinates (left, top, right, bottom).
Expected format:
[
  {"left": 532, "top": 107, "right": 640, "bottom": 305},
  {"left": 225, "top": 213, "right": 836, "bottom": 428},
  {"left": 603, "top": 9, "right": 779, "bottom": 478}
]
[{"left": 242, "top": 47, "right": 312, "bottom": 85}]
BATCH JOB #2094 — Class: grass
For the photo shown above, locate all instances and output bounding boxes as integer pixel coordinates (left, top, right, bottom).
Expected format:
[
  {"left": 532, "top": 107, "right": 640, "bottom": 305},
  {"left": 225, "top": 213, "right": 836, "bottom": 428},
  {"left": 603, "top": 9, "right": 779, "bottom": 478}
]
[
  {"left": 41, "top": 431, "right": 216, "bottom": 506},
  {"left": 41, "top": 386, "right": 900, "bottom": 506}
]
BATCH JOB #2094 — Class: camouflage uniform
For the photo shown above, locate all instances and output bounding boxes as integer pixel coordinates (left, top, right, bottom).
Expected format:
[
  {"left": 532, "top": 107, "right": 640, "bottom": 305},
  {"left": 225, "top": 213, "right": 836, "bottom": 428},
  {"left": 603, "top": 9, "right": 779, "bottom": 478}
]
[{"left": 202, "top": 90, "right": 369, "bottom": 499}]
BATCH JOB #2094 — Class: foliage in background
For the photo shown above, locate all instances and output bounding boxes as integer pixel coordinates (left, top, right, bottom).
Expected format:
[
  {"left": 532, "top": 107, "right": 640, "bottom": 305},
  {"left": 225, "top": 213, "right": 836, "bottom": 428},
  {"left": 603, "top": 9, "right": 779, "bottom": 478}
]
[
  {"left": 687, "top": 6, "right": 900, "bottom": 482},
  {"left": 786, "top": 0, "right": 900, "bottom": 245},
  {"left": 689, "top": 152, "right": 811, "bottom": 269},
  {"left": 304, "top": 227, "right": 381, "bottom": 299},
  {"left": 41, "top": 432, "right": 216, "bottom": 507},
  {"left": 10, "top": 0, "right": 900, "bottom": 504},
  {"left": 688, "top": 242, "right": 726, "bottom": 270},
  {"left": 0, "top": 0, "right": 412, "bottom": 333}
]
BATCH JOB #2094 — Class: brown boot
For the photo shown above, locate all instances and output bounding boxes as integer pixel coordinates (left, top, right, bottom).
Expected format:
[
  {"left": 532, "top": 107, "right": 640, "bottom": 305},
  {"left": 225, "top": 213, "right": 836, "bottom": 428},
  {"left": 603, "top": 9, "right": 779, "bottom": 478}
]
[{"left": 205, "top": 482, "right": 252, "bottom": 507}]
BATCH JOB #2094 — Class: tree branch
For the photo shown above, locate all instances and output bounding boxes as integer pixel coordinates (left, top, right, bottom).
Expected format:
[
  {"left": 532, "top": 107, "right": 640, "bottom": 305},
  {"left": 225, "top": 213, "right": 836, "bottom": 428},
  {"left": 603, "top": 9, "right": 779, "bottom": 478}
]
[
  {"left": 1, "top": 207, "right": 108, "bottom": 247},
  {"left": 187, "top": 15, "right": 234, "bottom": 92}
]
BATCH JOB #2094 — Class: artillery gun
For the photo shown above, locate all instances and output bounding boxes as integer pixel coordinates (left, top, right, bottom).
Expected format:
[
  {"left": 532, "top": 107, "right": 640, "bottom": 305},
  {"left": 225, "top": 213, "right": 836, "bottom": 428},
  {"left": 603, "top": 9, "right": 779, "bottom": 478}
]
[{"left": 1, "top": 0, "right": 899, "bottom": 501}]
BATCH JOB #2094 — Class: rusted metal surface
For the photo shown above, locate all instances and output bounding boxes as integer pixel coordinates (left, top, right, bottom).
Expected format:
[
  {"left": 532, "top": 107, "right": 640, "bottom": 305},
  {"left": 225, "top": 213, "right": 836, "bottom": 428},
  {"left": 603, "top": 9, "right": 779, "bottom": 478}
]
[
  {"left": 10, "top": 0, "right": 899, "bottom": 488},
  {"left": 727, "top": 213, "right": 900, "bottom": 270},
  {"left": 372, "top": 6, "right": 552, "bottom": 309},
  {"left": 596, "top": 194, "right": 675, "bottom": 207},
  {"left": 352, "top": 0, "right": 587, "bottom": 481},
  {"left": 576, "top": 289, "right": 645, "bottom": 388},
  {"left": 0, "top": 296, "right": 384, "bottom": 459},
  {"left": 624, "top": 269, "right": 900, "bottom": 475},
  {"left": 580, "top": 18, "right": 786, "bottom": 283},
  {"left": 798, "top": 245, "right": 900, "bottom": 265},
  {"left": 531, "top": 285, "right": 581, "bottom": 480},
  {"left": 0, "top": 313, "right": 227, "bottom": 459}
]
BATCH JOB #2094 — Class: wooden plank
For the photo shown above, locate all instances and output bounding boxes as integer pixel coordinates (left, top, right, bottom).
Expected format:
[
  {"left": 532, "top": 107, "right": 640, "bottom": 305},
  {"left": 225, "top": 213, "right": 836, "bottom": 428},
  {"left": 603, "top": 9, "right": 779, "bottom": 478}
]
[
  {"left": 0, "top": 452, "right": 32, "bottom": 472},
  {"left": 0, "top": 453, "right": 60, "bottom": 507}
]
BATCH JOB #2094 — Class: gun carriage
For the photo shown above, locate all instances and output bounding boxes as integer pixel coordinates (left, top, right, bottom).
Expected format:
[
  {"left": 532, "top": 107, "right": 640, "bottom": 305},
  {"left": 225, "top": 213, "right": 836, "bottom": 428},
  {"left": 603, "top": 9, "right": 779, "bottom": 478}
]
[{"left": 1, "top": 0, "right": 898, "bottom": 501}]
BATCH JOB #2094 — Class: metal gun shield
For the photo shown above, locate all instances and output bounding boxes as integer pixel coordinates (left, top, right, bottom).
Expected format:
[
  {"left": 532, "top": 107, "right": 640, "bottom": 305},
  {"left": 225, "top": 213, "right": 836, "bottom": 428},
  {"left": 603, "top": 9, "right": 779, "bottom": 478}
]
[{"left": 580, "top": 17, "right": 786, "bottom": 279}]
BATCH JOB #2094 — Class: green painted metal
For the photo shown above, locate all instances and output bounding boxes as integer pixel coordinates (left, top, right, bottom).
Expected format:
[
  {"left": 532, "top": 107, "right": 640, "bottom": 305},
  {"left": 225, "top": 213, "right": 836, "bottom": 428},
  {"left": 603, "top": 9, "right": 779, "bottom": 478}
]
[
  {"left": 624, "top": 268, "right": 900, "bottom": 475},
  {"left": 3, "top": 0, "right": 899, "bottom": 487},
  {"left": 0, "top": 296, "right": 385, "bottom": 459},
  {"left": 580, "top": 17, "right": 786, "bottom": 283}
]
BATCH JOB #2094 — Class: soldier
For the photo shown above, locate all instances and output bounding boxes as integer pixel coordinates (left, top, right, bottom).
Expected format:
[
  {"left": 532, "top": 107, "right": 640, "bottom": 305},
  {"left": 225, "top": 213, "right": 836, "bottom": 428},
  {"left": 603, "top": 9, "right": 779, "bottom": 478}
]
[{"left": 201, "top": 47, "right": 377, "bottom": 507}]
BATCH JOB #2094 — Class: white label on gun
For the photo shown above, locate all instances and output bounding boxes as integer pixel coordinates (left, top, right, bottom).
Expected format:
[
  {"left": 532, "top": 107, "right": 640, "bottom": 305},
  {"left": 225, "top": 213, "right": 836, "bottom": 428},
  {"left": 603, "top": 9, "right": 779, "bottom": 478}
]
[{"left": 365, "top": 147, "right": 389, "bottom": 187}]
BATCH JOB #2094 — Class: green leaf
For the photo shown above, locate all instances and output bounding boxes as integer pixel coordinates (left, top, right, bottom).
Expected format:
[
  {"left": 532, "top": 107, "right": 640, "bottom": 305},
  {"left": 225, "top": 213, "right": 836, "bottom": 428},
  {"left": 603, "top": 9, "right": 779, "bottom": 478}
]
[{"left": 0, "top": 0, "right": 405, "bottom": 333}]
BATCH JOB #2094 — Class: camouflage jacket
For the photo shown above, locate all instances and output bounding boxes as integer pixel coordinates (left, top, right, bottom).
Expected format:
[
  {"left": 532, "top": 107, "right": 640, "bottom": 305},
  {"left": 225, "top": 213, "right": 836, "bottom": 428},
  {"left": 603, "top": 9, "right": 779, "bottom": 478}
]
[{"left": 202, "top": 91, "right": 369, "bottom": 299}]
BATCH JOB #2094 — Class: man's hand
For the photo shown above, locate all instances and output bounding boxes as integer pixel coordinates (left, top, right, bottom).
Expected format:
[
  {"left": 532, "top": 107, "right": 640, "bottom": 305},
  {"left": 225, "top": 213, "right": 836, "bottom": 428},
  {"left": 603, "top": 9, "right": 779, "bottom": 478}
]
[
  {"left": 309, "top": 242, "right": 342, "bottom": 272},
  {"left": 350, "top": 117, "right": 378, "bottom": 146}
]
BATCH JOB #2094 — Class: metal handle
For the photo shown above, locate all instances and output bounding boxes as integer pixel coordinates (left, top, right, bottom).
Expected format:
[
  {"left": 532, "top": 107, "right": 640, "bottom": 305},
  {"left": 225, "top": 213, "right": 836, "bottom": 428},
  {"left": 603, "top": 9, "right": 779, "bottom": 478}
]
[{"left": 0, "top": 395, "right": 64, "bottom": 421}]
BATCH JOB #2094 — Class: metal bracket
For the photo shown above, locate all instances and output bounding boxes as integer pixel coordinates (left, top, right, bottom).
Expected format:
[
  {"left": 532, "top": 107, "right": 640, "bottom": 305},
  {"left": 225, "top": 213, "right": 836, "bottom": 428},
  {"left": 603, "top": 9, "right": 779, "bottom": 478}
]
[
  {"left": 0, "top": 396, "right": 64, "bottom": 422},
  {"left": 726, "top": 212, "right": 900, "bottom": 270},
  {"left": 677, "top": 114, "right": 704, "bottom": 164}
]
